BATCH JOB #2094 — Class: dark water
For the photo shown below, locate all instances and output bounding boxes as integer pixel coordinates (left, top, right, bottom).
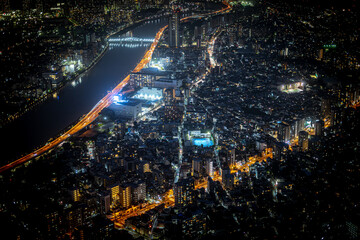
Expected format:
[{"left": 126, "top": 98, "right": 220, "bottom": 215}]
[{"left": 0, "top": 18, "right": 166, "bottom": 163}]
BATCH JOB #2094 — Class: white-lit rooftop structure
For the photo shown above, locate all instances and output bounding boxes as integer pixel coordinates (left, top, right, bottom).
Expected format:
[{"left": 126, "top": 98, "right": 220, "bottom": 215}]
[{"left": 132, "top": 87, "right": 163, "bottom": 101}]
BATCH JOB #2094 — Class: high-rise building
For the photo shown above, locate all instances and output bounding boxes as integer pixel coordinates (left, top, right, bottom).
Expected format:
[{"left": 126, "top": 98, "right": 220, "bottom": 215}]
[
  {"left": 99, "top": 192, "right": 111, "bottom": 215},
  {"left": 221, "top": 164, "right": 230, "bottom": 183},
  {"left": 70, "top": 188, "right": 81, "bottom": 202},
  {"left": 205, "top": 160, "right": 214, "bottom": 177},
  {"left": 169, "top": 10, "right": 181, "bottom": 47},
  {"left": 192, "top": 159, "right": 201, "bottom": 177},
  {"left": 67, "top": 207, "right": 83, "bottom": 229},
  {"left": 207, "top": 176, "right": 215, "bottom": 194},
  {"left": 321, "top": 98, "right": 331, "bottom": 119},
  {"left": 228, "top": 148, "right": 236, "bottom": 167},
  {"left": 298, "top": 131, "right": 309, "bottom": 151},
  {"left": 181, "top": 210, "right": 207, "bottom": 238},
  {"left": 294, "top": 118, "right": 305, "bottom": 137},
  {"left": 315, "top": 120, "right": 324, "bottom": 137},
  {"left": 318, "top": 48, "right": 324, "bottom": 60},
  {"left": 143, "top": 162, "right": 151, "bottom": 173},
  {"left": 223, "top": 174, "right": 234, "bottom": 189},
  {"left": 131, "top": 182, "right": 146, "bottom": 204},
  {"left": 110, "top": 184, "right": 120, "bottom": 204},
  {"left": 278, "top": 122, "right": 291, "bottom": 143},
  {"left": 119, "top": 185, "right": 132, "bottom": 208},
  {"left": 174, "top": 178, "right": 195, "bottom": 207}
]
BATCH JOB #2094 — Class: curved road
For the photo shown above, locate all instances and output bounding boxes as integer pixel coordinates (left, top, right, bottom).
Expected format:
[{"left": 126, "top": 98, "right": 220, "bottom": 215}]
[{"left": 0, "top": 2, "right": 231, "bottom": 174}]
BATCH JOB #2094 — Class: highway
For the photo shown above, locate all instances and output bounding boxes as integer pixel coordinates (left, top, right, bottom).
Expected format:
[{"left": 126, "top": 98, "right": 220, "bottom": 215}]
[
  {"left": 0, "top": 2, "right": 231, "bottom": 174},
  {"left": 0, "top": 24, "right": 167, "bottom": 174},
  {"left": 109, "top": 3, "right": 232, "bottom": 228},
  {"left": 1, "top": 1, "right": 232, "bottom": 227}
]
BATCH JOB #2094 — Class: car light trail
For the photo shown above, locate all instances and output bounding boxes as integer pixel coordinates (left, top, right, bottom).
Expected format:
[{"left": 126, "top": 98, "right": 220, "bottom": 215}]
[{"left": 0, "top": 2, "right": 231, "bottom": 174}]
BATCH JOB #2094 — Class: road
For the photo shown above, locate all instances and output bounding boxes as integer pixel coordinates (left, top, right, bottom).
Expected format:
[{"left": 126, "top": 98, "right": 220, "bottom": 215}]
[
  {"left": 1, "top": 1, "right": 232, "bottom": 228},
  {"left": 0, "top": 24, "right": 167, "bottom": 174},
  {"left": 110, "top": 3, "right": 232, "bottom": 228},
  {"left": 0, "top": 1, "right": 231, "bottom": 174}
]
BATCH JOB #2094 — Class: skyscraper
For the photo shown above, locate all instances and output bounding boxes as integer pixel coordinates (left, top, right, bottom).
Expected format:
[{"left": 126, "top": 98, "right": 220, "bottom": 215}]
[
  {"left": 278, "top": 122, "right": 291, "bottom": 143},
  {"left": 205, "top": 160, "right": 214, "bottom": 177},
  {"left": 119, "top": 185, "right": 132, "bottom": 208},
  {"left": 299, "top": 130, "right": 309, "bottom": 151},
  {"left": 99, "top": 192, "right": 111, "bottom": 215},
  {"left": 228, "top": 148, "right": 236, "bottom": 167},
  {"left": 315, "top": 120, "right": 324, "bottom": 137},
  {"left": 174, "top": 178, "right": 194, "bottom": 207},
  {"left": 192, "top": 159, "right": 201, "bottom": 177},
  {"left": 169, "top": 10, "right": 181, "bottom": 47},
  {"left": 131, "top": 181, "right": 146, "bottom": 204},
  {"left": 221, "top": 163, "right": 230, "bottom": 183}
]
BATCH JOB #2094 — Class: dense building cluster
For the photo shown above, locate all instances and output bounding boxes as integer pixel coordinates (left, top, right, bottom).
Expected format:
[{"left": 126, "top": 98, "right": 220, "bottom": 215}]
[
  {"left": 0, "top": 0, "right": 167, "bottom": 126},
  {"left": 1, "top": 0, "right": 360, "bottom": 239}
]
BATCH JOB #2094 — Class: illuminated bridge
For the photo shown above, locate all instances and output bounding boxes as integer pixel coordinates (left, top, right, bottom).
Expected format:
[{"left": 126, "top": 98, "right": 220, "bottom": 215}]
[
  {"left": 108, "top": 37, "right": 155, "bottom": 43},
  {"left": 109, "top": 42, "right": 152, "bottom": 49}
]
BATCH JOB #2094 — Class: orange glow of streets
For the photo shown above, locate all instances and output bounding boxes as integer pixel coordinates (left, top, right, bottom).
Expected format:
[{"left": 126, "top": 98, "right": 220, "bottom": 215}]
[
  {"left": 112, "top": 146, "right": 272, "bottom": 229},
  {"left": 0, "top": 24, "right": 167, "bottom": 173},
  {"left": 1, "top": 1, "right": 232, "bottom": 228},
  {"left": 0, "top": 2, "right": 231, "bottom": 174},
  {"left": 110, "top": 4, "right": 232, "bottom": 228}
]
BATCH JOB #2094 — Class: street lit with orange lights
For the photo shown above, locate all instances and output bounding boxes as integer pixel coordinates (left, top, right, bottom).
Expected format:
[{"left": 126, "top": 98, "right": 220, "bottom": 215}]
[
  {"left": 0, "top": 0, "right": 233, "bottom": 231},
  {"left": 0, "top": 2, "right": 231, "bottom": 175},
  {"left": 109, "top": 4, "right": 232, "bottom": 229},
  {"left": 0, "top": 19, "right": 166, "bottom": 174},
  {"left": 3, "top": 1, "right": 360, "bottom": 239}
]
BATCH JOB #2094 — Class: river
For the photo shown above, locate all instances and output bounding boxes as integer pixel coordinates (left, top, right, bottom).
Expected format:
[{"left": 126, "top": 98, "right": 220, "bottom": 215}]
[{"left": 0, "top": 18, "right": 167, "bottom": 163}]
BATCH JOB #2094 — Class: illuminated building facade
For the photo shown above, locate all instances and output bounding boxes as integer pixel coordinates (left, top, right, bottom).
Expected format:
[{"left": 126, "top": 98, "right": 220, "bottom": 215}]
[
  {"left": 110, "top": 184, "right": 120, "bottom": 203},
  {"left": 42, "top": 70, "right": 64, "bottom": 88},
  {"left": 131, "top": 182, "right": 146, "bottom": 204},
  {"left": 174, "top": 178, "right": 194, "bottom": 208},
  {"left": 205, "top": 160, "right": 214, "bottom": 177},
  {"left": 119, "top": 185, "right": 132, "bottom": 208},
  {"left": 129, "top": 67, "right": 170, "bottom": 89},
  {"left": 169, "top": 10, "right": 181, "bottom": 47}
]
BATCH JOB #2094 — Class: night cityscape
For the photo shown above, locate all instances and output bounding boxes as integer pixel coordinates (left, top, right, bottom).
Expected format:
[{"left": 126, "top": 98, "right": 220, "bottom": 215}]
[{"left": 0, "top": 0, "right": 360, "bottom": 239}]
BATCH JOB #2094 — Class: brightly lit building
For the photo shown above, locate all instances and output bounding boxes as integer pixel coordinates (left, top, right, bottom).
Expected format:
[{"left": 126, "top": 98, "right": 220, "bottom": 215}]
[
  {"left": 129, "top": 67, "right": 170, "bottom": 89},
  {"left": 131, "top": 182, "right": 146, "bottom": 204},
  {"left": 174, "top": 178, "right": 195, "bottom": 208},
  {"left": 278, "top": 81, "right": 306, "bottom": 94},
  {"left": 42, "top": 70, "right": 63, "bottom": 88},
  {"left": 110, "top": 184, "right": 120, "bottom": 204},
  {"left": 153, "top": 78, "right": 181, "bottom": 89},
  {"left": 186, "top": 130, "right": 214, "bottom": 147},
  {"left": 108, "top": 97, "right": 143, "bottom": 120},
  {"left": 148, "top": 57, "right": 171, "bottom": 70},
  {"left": 70, "top": 188, "right": 81, "bottom": 202},
  {"left": 206, "top": 160, "right": 214, "bottom": 177},
  {"left": 119, "top": 185, "right": 132, "bottom": 208},
  {"left": 131, "top": 87, "right": 163, "bottom": 101}
]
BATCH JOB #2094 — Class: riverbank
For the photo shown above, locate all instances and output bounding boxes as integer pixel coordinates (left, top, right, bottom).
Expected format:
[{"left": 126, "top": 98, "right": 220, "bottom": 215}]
[
  {"left": 0, "top": 18, "right": 168, "bottom": 172},
  {"left": 0, "top": 15, "right": 167, "bottom": 129}
]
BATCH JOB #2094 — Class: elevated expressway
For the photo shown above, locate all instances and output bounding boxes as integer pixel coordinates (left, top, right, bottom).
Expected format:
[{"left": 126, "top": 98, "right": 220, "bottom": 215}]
[{"left": 0, "top": 2, "right": 231, "bottom": 174}]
